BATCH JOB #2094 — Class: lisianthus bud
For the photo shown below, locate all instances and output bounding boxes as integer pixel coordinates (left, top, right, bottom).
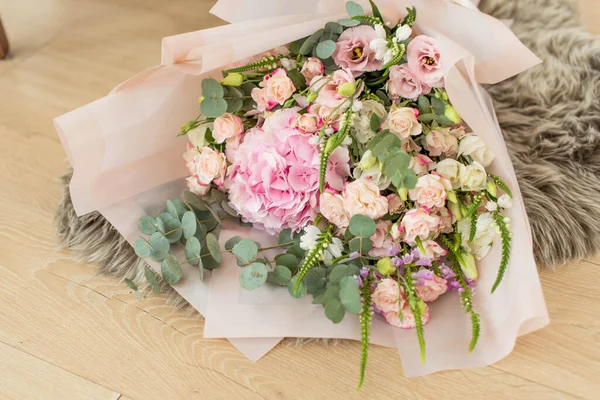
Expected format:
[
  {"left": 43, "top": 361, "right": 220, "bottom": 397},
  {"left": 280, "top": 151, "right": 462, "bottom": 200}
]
[
  {"left": 448, "top": 201, "right": 462, "bottom": 220},
  {"left": 358, "top": 150, "right": 377, "bottom": 170},
  {"left": 376, "top": 257, "right": 396, "bottom": 276},
  {"left": 486, "top": 181, "right": 497, "bottom": 197},
  {"left": 337, "top": 81, "right": 356, "bottom": 97},
  {"left": 221, "top": 72, "right": 244, "bottom": 86},
  {"left": 307, "top": 91, "right": 318, "bottom": 103},
  {"left": 446, "top": 190, "right": 458, "bottom": 204},
  {"left": 397, "top": 187, "right": 408, "bottom": 201},
  {"left": 458, "top": 252, "right": 478, "bottom": 280},
  {"left": 444, "top": 105, "right": 461, "bottom": 124}
]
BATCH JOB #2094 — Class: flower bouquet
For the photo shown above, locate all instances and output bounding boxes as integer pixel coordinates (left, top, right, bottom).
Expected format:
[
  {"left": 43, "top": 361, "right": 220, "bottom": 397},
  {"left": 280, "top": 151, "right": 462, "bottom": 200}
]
[{"left": 56, "top": 0, "right": 548, "bottom": 387}]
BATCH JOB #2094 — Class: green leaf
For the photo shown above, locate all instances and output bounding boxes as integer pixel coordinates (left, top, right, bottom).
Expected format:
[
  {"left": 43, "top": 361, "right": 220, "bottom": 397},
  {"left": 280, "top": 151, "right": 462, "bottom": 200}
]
[
  {"left": 288, "top": 276, "right": 306, "bottom": 298},
  {"left": 324, "top": 21, "right": 343, "bottom": 34},
  {"left": 231, "top": 239, "right": 258, "bottom": 265},
  {"left": 267, "top": 265, "right": 292, "bottom": 286},
  {"left": 148, "top": 232, "right": 170, "bottom": 261},
  {"left": 299, "top": 29, "right": 324, "bottom": 55},
  {"left": 144, "top": 266, "right": 160, "bottom": 293},
  {"left": 418, "top": 113, "right": 436, "bottom": 123},
  {"left": 290, "top": 36, "right": 308, "bottom": 54},
  {"left": 431, "top": 96, "right": 446, "bottom": 115},
  {"left": 205, "top": 233, "right": 222, "bottom": 264},
  {"left": 392, "top": 168, "right": 418, "bottom": 189},
  {"left": 324, "top": 299, "right": 346, "bottom": 323},
  {"left": 321, "top": 285, "right": 340, "bottom": 306},
  {"left": 166, "top": 200, "right": 179, "bottom": 219},
  {"left": 226, "top": 98, "right": 243, "bottom": 113},
  {"left": 138, "top": 216, "right": 157, "bottom": 235},
  {"left": 201, "top": 78, "right": 224, "bottom": 99},
  {"left": 303, "top": 267, "right": 327, "bottom": 294},
  {"left": 220, "top": 200, "right": 238, "bottom": 217},
  {"left": 375, "top": 90, "right": 390, "bottom": 106},
  {"left": 349, "top": 214, "right": 377, "bottom": 238},
  {"left": 417, "top": 96, "right": 430, "bottom": 114},
  {"left": 287, "top": 68, "right": 307, "bottom": 91},
  {"left": 315, "top": 40, "right": 337, "bottom": 59},
  {"left": 201, "top": 98, "right": 228, "bottom": 118},
  {"left": 195, "top": 210, "right": 218, "bottom": 232},
  {"left": 124, "top": 278, "right": 138, "bottom": 291},
  {"left": 181, "top": 211, "right": 197, "bottom": 239},
  {"left": 382, "top": 151, "right": 410, "bottom": 177},
  {"left": 194, "top": 223, "right": 208, "bottom": 242},
  {"left": 224, "top": 236, "right": 242, "bottom": 251},
  {"left": 185, "top": 236, "right": 202, "bottom": 266},
  {"left": 311, "top": 287, "right": 328, "bottom": 304},
  {"left": 349, "top": 237, "right": 373, "bottom": 254},
  {"left": 161, "top": 254, "right": 182, "bottom": 285},
  {"left": 337, "top": 18, "right": 360, "bottom": 27},
  {"left": 239, "top": 262, "right": 268, "bottom": 290},
  {"left": 329, "top": 264, "right": 360, "bottom": 284},
  {"left": 346, "top": 1, "right": 364, "bottom": 17},
  {"left": 184, "top": 191, "right": 209, "bottom": 211},
  {"left": 158, "top": 213, "right": 182, "bottom": 243},
  {"left": 200, "top": 253, "right": 220, "bottom": 270},
  {"left": 133, "top": 239, "right": 152, "bottom": 258},
  {"left": 339, "top": 277, "right": 361, "bottom": 313},
  {"left": 368, "top": 0, "right": 384, "bottom": 22},
  {"left": 278, "top": 229, "right": 294, "bottom": 245},
  {"left": 369, "top": 113, "right": 382, "bottom": 133},
  {"left": 287, "top": 245, "right": 305, "bottom": 259},
  {"left": 370, "top": 132, "right": 401, "bottom": 158},
  {"left": 436, "top": 115, "right": 454, "bottom": 126},
  {"left": 275, "top": 253, "right": 299, "bottom": 272}
]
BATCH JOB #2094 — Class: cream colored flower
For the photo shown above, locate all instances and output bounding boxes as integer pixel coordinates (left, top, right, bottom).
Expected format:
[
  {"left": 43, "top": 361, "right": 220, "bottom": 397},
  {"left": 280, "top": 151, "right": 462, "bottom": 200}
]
[
  {"left": 381, "top": 105, "right": 422, "bottom": 140},
  {"left": 319, "top": 191, "right": 350, "bottom": 229},
  {"left": 459, "top": 161, "right": 487, "bottom": 191},
  {"left": 458, "top": 134, "right": 494, "bottom": 167},
  {"left": 213, "top": 113, "right": 244, "bottom": 144},
  {"left": 408, "top": 174, "right": 451, "bottom": 209},
  {"left": 435, "top": 159, "right": 462, "bottom": 189},
  {"left": 343, "top": 177, "right": 389, "bottom": 219}
]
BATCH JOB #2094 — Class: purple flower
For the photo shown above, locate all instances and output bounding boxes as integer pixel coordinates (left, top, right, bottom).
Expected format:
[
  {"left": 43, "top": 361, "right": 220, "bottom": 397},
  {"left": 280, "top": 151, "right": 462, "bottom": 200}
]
[
  {"left": 416, "top": 257, "right": 432, "bottom": 267},
  {"left": 402, "top": 253, "right": 414, "bottom": 264}
]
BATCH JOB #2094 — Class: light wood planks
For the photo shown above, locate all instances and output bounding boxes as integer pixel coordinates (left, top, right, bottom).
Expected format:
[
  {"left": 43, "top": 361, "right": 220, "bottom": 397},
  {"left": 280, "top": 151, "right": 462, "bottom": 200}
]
[{"left": 0, "top": 0, "right": 598, "bottom": 399}]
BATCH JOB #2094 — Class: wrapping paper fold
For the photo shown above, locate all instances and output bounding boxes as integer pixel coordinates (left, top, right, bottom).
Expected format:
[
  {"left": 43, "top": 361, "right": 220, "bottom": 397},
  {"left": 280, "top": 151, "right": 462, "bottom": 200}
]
[{"left": 55, "top": 0, "right": 549, "bottom": 377}]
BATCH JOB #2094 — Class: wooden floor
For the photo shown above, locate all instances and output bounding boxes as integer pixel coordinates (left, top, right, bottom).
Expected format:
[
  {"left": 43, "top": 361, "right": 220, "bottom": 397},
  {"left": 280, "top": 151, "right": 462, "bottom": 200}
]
[{"left": 1, "top": 0, "right": 599, "bottom": 399}]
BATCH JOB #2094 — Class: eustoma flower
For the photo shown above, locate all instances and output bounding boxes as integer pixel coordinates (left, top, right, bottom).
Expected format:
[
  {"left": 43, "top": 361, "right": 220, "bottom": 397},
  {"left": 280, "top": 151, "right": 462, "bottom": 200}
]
[{"left": 333, "top": 25, "right": 382, "bottom": 76}]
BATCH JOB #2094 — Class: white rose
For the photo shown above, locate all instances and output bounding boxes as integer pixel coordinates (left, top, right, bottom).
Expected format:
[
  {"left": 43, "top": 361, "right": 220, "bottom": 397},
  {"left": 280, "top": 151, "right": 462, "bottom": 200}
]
[
  {"left": 497, "top": 193, "right": 513, "bottom": 209},
  {"left": 459, "top": 161, "right": 487, "bottom": 191},
  {"left": 425, "top": 128, "right": 458, "bottom": 157},
  {"left": 457, "top": 212, "right": 499, "bottom": 260},
  {"left": 408, "top": 174, "right": 451, "bottom": 209},
  {"left": 191, "top": 147, "right": 227, "bottom": 186},
  {"left": 381, "top": 105, "right": 422, "bottom": 140},
  {"left": 343, "top": 177, "right": 389, "bottom": 219},
  {"left": 213, "top": 113, "right": 244, "bottom": 144},
  {"left": 350, "top": 100, "right": 387, "bottom": 144},
  {"left": 458, "top": 134, "right": 494, "bottom": 167},
  {"left": 435, "top": 159, "right": 462, "bottom": 189},
  {"left": 187, "top": 124, "right": 211, "bottom": 148},
  {"left": 353, "top": 163, "right": 391, "bottom": 191},
  {"left": 319, "top": 191, "right": 350, "bottom": 229}
]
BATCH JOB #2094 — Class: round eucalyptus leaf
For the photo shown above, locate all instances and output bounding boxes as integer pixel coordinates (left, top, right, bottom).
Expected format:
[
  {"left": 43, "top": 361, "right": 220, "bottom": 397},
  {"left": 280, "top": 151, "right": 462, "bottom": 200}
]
[
  {"left": 232, "top": 239, "right": 258, "bottom": 265},
  {"left": 149, "top": 232, "right": 170, "bottom": 261},
  {"left": 324, "top": 21, "right": 343, "bottom": 34},
  {"left": 205, "top": 233, "right": 222, "bottom": 263},
  {"left": 267, "top": 265, "right": 292, "bottom": 286},
  {"left": 349, "top": 214, "right": 377, "bottom": 238},
  {"left": 161, "top": 254, "right": 182, "bottom": 285},
  {"left": 286, "top": 245, "right": 305, "bottom": 259},
  {"left": 303, "top": 267, "right": 327, "bottom": 294},
  {"left": 133, "top": 239, "right": 152, "bottom": 258},
  {"left": 181, "top": 211, "right": 197, "bottom": 239},
  {"left": 201, "top": 253, "right": 220, "bottom": 270},
  {"left": 239, "top": 262, "right": 268, "bottom": 290},
  {"left": 329, "top": 264, "right": 360, "bottom": 284},
  {"left": 185, "top": 236, "right": 202, "bottom": 266},
  {"left": 315, "top": 40, "right": 337, "bottom": 59},
  {"left": 278, "top": 228, "right": 294, "bottom": 245},
  {"left": 154, "top": 217, "right": 165, "bottom": 234},
  {"left": 349, "top": 237, "right": 373, "bottom": 254},
  {"left": 299, "top": 29, "right": 324, "bottom": 55},
  {"left": 220, "top": 200, "right": 238, "bottom": 217},
  {"left": 227, "top": 98, "right": 243, "bottom": 113},
  {"left": 339, "top": 278, "right": 361, "bottom": 313},
  {"left": 161, "top": 216, "right": 182, "bottom": 244},
  {"left": 201, "top": 78, "right": 224, "bottom": 99},
  {"left": 184, "top": 191, "right": 209, "bottom": 211},
  {"left": 288, "top": 276, "right": 306, "bottom": 298},
  {"left": 201, "top": 98, "right": 228, "bottom": 118},
  {"left": 324, "top": 298, "right": 346, "bottom": 323},
  {"left": 195, "top": 223, "right": 208, "bottom": 242},
  {"left": 166, "top": 200, "right": 179, "bottom": 219},
  {"left": 346, "top": 1, "right": 364, "bottom": 17},
  {"left": 124, "top": 278, "right": 138, "bottom": 291},
  {"left": 275, "top": 253, "right": 299, "bottom": 272},
  {"left": 144, "top": 266, "right": 160, "bottom": 293},
  {"left": 138, "top": 216, "right": 157, "bottom": 235},
  {"left": 337, "top": 18, "right": 360, "bottom": 27},
  {"left": 224, "top": 236, "right": 242, "bottom": 251},
  {"left": 320, "top": 285, "right": 340, "bottom": 307}
]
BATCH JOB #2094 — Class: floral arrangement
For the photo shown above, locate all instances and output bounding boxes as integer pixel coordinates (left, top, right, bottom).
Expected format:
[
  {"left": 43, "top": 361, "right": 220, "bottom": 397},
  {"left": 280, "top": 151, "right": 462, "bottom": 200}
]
[{"left": 127, "top": 1, "right": 513, "bottom": 388}]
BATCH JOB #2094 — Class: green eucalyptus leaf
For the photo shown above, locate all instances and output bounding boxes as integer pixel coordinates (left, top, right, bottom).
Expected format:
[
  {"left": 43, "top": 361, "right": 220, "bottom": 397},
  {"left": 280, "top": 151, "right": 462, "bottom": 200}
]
[
  {"left": 225, "top": 236, "right": 242, "bottom": 251},
  {"left": 205, "top": 233, "right": 222, "bottom": 263},
  {"left": 184, "top": 191, "right": 209, "bottom": 211},
  {"left": 201, "top": 78, "right": 224, "bottom": 99},
  {"left": 382, "top": 151, "right": 410, "bottom": 177},
  {"left": 431, "top": 96, "right": 446, "bottom": 115},
  {"left": 278, "top": 228, "right": 294, "bottom": 245},
  {"left": 418, "top": 113, "right": 435, "bottom": 123},
  {"left": 349, "top": 214, "right": 377, "bottom": 238},
  {"left": 148, "top": 232, "right": 170, "bottom": 261},
  {"left": 436, "top": 115, "right": 454, "bottom": 126},
  {"left": 181, "top": 211, "right": 197, "bottom": 239},
  {"left": 275, "top": 253, "right": 299, "bottom": 273},
  {"left": 267, "top": 265, "right": 292, "bottom": 286},
  {"left": 195, "top": 210, "right": 218, "bottom": 232},
  {"left": 369, "top": 113, "right": 382, "bottom": 133},
  {"left": 299, "top": 29, "right": 324, "bottom": 55},
  {"left": 239, "top": 262, "right": 268, "bottom": 290},
  {"left": 133, "top": 239, "right": 152, "bottom": 258},
  {"left": 226, "top": 98, "right": 243, "bottom": 112},
  {"left": 161, "top": 254, "right": 182, "bottom": 285},
  {"left": 311, "top": 287, "right": 328, "bottom": 304},
  {"left": 166, "top": 200, "right": 179, "bottom": 219},
  {"left": 329, "top": 264, "right": 360, "bottom": 284},
  {"left": 185, "top": 236, "right": 202, "bottom": 266},
  {"left": 288, "top": 276, "right": 306, "bottom": 298},
  {"left": 370, "top": 133, "right": 401, "bottom": 158},
  {"left": 160, "top": 215, "right": 182, "bottom": 244},
  {"left": 349, "top": 237, "right": 373, "bottom": 254},
  {"left": 303, "top": 267, "right": 327, "bottom": 294},
  {"left": 220, "top": 200, "right": 238, "bottom": 217},
  {"left": 201, "top": 98, "right": 228, "bottom": 118},
  {"left": 138, "top": 216, "right": 157, "bottom": 235},
  {"left": 375, "top": 90, "right": 391, "bottom": 106},
  {"left": 124, "top": 278, "right": 138, "bottom": 291},
  {"left": 321, "top": 285, "right": 340, "bottom": 306},
  {"left": 290, "top": 36, "right": 308, "bottom": 54},
  {"left": 339, "top": 277, "right": 361, "bottom": 313},
  {"left": 324, "top": 299, "right": 346, "bottom": 323},
  {"left": 144, "top": 266, "right": 160, "bottom": 293},
  {"left": 201, "top": 253, "right": 220, "bottom": 270},
  {"left": 338, "top": 18, "right": 360, "bottom": 27},
  {"left": 315, "top": 40, "right": 337, "bottom": 59},
  {"left": 417, "top": 95, "right": 430, "bottom": 114},
  {"left": 346, "top": 1, "right": 364, "bottom": 17},
  {"left": 287, "top": 245, "right": 305, "bottom": 258},
  {"left": 232, "top": 239, "right": 258, "bottom": 265},
  {"left": 194, "top": 223, "right": 208, "bottom": 242},
  {"left": 324, "top": 21, "right": 344, "bottom": 34},
  {"left": 287, "top": 68, "right": 307, "bottom": 91},
  {"left": 392, "top": 168, "right": 418, "bottom": 189}
]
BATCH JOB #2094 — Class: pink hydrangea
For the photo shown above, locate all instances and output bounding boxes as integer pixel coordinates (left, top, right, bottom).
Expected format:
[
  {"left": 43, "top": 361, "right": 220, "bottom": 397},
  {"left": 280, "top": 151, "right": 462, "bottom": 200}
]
[
  {"left": 226, "top": 108, "right": 350, "bottom": 234},
  {"left": 407, "top": 35, "right": 444, "bottom": 87},
  {"left": 333, "top": 25, "right": 382, "bottom": 76}
]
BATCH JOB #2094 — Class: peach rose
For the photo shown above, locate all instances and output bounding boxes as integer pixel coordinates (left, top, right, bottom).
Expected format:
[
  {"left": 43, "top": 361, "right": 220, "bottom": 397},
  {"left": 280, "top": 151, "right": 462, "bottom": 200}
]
[
  {"left": 413, "top": 269, "right": 448, "bottom": 302},
  {"left": 372, "top": 278, "right": 405, "bottom": 314},
  {"left": 186, "top": 175, "right": 211, "bottom": 196},
  {"left": 384, "top": 304, "right": 430, "bottom": 329},
  {"left": 409, "top": 154, "right": 435, "bottom": 176},
  {"left": 417, "top": 239, "right": 448, "bottom": 260},
  {"left": 425, "top": 128, "right": 458, "bottom": 157},
  {"left": 251, "top": 87, "right": 277, "bottom": 112},
  {"left": 343, "top": 177, "right": 389, "bottom": 220},
  {"left": 189, "top": 146, "right": 227, "bottom": 186},
  {"left": 319, "top": 191, "right": 350, "bottom": 229},
  {"left": 387, "top": 194, "right": 405, "bottom": 215},
  {"left": 401, "top": 207, "right": 440, "bottom": 243},
  {"left": 408, "top": 174, "right": 451, "bottom": 209},
  {"left": 264, "top": 68, "right": 296, "bottom": 106},
  {"left": 213, "top": 113, "right": 244, "bottom": 144},
  {"left": 291, "top": 113, "right": 322, "bottom": 134},
  {"left": 300, "top": 57, "right": 324, "bottom": 85},
  {"left": 381, "top": 105, "right": 422, "bottom": 140}
]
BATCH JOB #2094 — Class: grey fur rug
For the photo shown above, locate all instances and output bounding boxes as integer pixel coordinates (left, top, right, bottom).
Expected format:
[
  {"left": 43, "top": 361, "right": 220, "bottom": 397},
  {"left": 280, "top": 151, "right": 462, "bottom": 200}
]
[{"left": 57, "top": 0, "right": 600, "bottom": 308}]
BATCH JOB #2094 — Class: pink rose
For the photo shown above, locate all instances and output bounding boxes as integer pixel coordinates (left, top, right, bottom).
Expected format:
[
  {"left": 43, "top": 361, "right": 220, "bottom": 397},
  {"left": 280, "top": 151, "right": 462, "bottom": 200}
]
[
  {"left": 409, "top": 154, "right": 435, "bottom": 176},
  {"left": 384, "top": 304, "right": 430, "bottom": 329},
  {"left": 225, "top": 132, "right": 243, "bottom": 163},
  {"left": 387, "top": 194, "right": 405, "bottom": 215},
  {"left": 408, "top": 174, "right": 451, "bottom": 209},
  {"left": 343, "top": 177, "right": 388, "bottom": 220},
  {"left": 319, "top": 191, "right": 350, "bottom": 229},
  {"left": 290, "top": 113, "right": 322, "bottom": 134},
  {"left": 369, "top": 220, "right": 400, "bottom": 257},
  {"left": 407, "top": 35, "right": 444, "bottom": 87},
  {"left": 251, "top": 68, "right": 296, "bottom": 112},
  {"left": 333, "top": 25, "right": 383, "bottom": 76},
  {"left": 188, "top": 146, "right": 227, "bottom": 186},
  {"left": 425, "top": 129, "right": 458, "bottom": 157},
  {"left": 301, "top": 57, "right": 324, "bottom": 84},
  {"left": 381, "top": 105, "right": 422, "bottom": 140},
  {"left": 251, "top": 87, "right": 277, "bottom": 112},
  {"left": 308, "top": 103, "right": 341, "bottom": 130},
  {"left": 413, "top": 268, "right": 448, "bottom": 303},
  {"left": 311, "top": 69, "right": 363, "bottom": 108},
  {"left": 372, "top": 278, "right": 405, "bottom": 314},
  {"left": 432, "top": 206, "right": 455, "bottom": 234},
  {"left": 186, "top": 175, "right": 210, "bottom": 196},
  {"left": 417, "top": 239, "right": 448, "bottom": 260},
  {"left": 213, "top": 113, "right": 244, "bottom": 144},
  {"left": 401, "top": 207, "right": 440, "bottom": 244},
  {"left": 387, "top": 64, "right": 431, "bottom": 100}
]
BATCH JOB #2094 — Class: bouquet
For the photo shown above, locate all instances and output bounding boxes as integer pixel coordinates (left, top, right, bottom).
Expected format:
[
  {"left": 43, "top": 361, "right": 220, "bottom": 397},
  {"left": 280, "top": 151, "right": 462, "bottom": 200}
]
[
  {"left": 130, "top": 2, "right": 513, "bottom": 387},
  {"left": 56, "top": 0, "right": 549, "bottom": 387}
]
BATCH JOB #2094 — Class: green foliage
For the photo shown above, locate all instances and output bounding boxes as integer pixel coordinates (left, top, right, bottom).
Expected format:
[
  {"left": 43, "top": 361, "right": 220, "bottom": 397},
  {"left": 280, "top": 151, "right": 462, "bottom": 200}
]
[
  {"left": 161, "top": 254, "right": 182, "bottom": 285},
  {"left": 368, "top": 130, "right": 416, "bottom": 189},
  {"left": 288, "top": 276, "right": 306, "bottom": 298},
  {"left": 158, "top": 213, "right": 183, "bottom": 243},
  {"left": 337, "top": 18, "right": 360, "bottom": 27},
  {"left": 133, "top": 239, "right": 152, "bottom": 258},
  {"left": 144, "top": 266, "right": 161, "bottom": 293},
  {"left": 185, "top": 236, "right": 202, "bottom": 266},
  {"left": 275, "top": 253, "right": 299, "bottom": 273},
  {"left": 324, "top": 21, "right": 343, "bottom": 34},
  {"left": 346, "top": 1, "right": 364, "bottom": 17},
  {"left": 239, "top": 262, "right": 268, "bottom": 290},
  {"left": 267, "top": 265, "right": 292, "bottom": 286},
  {"left": 304, "top": 267, "right": 327, "bottom": 294},
  {"left": 324, "top": 298, "right": 345, "bottom": 323},
  {"left": 489, "top": 174, "right": 513, "bottom": 198},
  {"left": 225, "top": 55, "right": 281, "bottom": 73},
  {"left": 224, "top": 236, "right": 242, "bottom": 251},
  {"left": 339, "top": 277, "right": 361, "bottom": 313},
  {"left": 293, "top": 224, "right": 333, "bottom": 294},
  {"left": 401, "top": 6, "right": 417, "bottom": 27},
  {"left": 315, "top": 40, "right": 337, "bottom": 59},
  {"left": 138, "top": 216, "right": 160, "bottom": 235},
  {"left": 369, "top": 113, "right": 382, "bottom": 132},
  {"left": 300, "top": 29, "right": 324, "bottom": 55},
  {"left": 357, "top": 270, "right": 373, "bottom": 390},
  {"left": 200, "top": 78, "right": 227, "bottom": 118},
  {"left": 148, "top": 232, "right": 170, "bottom": 261},
  {"left": 403, "top": 266, "right": 426, "bottom": 364},
  {"left": 181, "top": 211, "right": 197, "bottom": 239},
  {"left": 469, "top": 213, "right": 477, "bottom": 242},
  {"left": 287, "top": 68, "right": 307, "bottom": 91},
  {"left": 329, "top": 264, "right": 360, "bottom": 284},
  {"left": 464, "top": 194, "right": 483, "bottom": 219},
  {"left": 124, "top": 278, "right": 138, "bottom": 291},
  {"left": 349, "top": 237, "right": 373, "bottom": 254},
  {"left": 232, "top": 239, "right": 258, "bottom": 265},
  {"left": 491, "top": 211, "right": 511, "bottom": 293},
  {"left": 278, "top": 228, "right": 294, "bottom": 245},
  {"left": 205, "top": 233, "right": 222, "bottom": 264},
  {"left": 349, "top": 214, "right": 376, "bottom": 238},
  {"left": 381, "top": 43, "right": 406, "bottom": 70},
  {"left": 350, "top": 15, "right": 381, "bottom": 25}
]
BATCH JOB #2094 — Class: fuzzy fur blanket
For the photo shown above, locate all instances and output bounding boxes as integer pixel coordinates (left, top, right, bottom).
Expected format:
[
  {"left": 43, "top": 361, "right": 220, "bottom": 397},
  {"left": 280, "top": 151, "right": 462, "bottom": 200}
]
[{"left": 57, "top": 0, "right": 600, "bottom": 306}]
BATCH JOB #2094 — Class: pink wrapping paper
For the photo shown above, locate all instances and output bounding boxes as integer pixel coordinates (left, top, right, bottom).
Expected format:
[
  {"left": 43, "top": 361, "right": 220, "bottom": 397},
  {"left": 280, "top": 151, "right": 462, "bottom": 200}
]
[{"left": 55, "top": 0, "right": 549, "bottom": 376}]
